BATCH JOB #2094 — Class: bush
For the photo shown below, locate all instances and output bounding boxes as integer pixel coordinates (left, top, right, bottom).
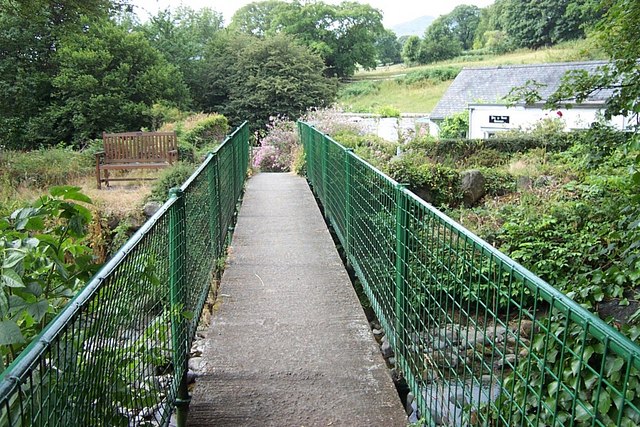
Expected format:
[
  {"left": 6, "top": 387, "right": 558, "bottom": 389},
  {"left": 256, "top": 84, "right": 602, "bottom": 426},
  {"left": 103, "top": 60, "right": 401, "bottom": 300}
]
[
  {"left": 182, "top": 114, "right": 229, "bottom": 148},
  {"left": 396, "top": 66, "right": 461, "bottom": 86},
  {"left": 377, "top": 105, "right": 401, "bottom": 118},
  {"left": 339, "top": 81, "right": 380, "bottom": 98},
  {"left": 147, "top": 162, "right": 196, "bottom": 202},
  {"left": 439, "top": 111, "right": 469, "bottom": 139},
  {"left": 332, "top": 130, "right": 398, "bottom": 168},
  {"left": 252, "top": 117, "right": 298, "bottom": 172},
  {"left": 478, "top": 168, "right": 516, "bottom": 196},
  {"left": 388, "top": 156, "right": 462, "bottom": 207}
]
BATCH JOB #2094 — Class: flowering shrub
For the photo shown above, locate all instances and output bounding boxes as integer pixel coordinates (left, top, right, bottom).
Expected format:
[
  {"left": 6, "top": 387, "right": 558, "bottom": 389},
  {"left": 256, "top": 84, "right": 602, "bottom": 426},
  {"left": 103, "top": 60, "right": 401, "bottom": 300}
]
[{"left": 252, "top": 117, "right": 298, "bottom": 172}]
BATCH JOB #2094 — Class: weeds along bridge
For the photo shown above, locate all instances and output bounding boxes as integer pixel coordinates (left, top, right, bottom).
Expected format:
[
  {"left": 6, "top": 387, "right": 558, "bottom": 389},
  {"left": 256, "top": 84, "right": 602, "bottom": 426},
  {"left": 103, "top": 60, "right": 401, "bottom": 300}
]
[{"left": 1, "top": 122, "right": 640, "bottom": 426}]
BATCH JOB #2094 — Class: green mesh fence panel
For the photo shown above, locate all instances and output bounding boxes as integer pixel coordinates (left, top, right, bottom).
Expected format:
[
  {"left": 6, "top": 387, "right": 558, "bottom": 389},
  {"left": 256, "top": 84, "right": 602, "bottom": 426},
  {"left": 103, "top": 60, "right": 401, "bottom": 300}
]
[
  {"left": 0, "top": 123, "right": 249, "bottom": 427},
  {"left": 299, "top": 121, "right": 640, "bottom": 427}
]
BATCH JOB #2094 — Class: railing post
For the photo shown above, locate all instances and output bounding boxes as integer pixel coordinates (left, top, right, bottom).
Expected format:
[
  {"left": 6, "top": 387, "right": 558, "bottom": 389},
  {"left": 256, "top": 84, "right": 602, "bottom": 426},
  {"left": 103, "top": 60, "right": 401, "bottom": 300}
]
[
  {"left": 345, "top": 148, "right": 354, "bottom": 263},
  {"left": 321, "top": 134, "right": 328, "bottom": 200},
  {"left": 394, "top": 184, "right": 409, "bottom": 369},
  {"left": 207, "top": 154, "right": 221, "bottom": 258},
  {"left": 168, "top": 187, "right": 190, "bottom": 427}
]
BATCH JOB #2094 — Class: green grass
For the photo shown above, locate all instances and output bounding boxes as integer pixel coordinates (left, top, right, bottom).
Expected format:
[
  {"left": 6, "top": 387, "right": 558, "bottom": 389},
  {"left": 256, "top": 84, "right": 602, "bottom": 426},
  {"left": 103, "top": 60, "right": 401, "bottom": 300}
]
[
  {"left": 337, "top": 79, "right": 451, "bottom": 113},
  {"left": 339, "top": 39, "right": 606, "bottom": 113}
]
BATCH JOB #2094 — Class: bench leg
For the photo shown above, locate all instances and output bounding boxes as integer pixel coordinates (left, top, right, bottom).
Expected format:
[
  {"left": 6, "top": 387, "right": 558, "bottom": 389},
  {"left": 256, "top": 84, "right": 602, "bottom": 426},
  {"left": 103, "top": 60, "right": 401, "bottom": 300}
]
[
  {"left": 105, "top": 169, "right": 110, "bottom": 188},
  {"left": 96, "top": 165, "right": 101, "bottom": 189}
]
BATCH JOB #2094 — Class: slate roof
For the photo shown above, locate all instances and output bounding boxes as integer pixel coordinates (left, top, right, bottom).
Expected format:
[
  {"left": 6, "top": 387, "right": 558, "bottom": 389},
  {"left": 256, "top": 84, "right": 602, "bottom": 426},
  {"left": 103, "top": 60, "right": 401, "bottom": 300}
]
[{"left": 430, "top": 61, "right": 612, "bottom": 120}]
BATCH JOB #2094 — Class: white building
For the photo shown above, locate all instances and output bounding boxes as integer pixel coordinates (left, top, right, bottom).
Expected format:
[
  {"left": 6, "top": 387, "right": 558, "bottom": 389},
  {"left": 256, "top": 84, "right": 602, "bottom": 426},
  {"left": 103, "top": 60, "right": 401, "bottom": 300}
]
[{"left": 429, "top": 61, "right": 634, "bottom": 139}]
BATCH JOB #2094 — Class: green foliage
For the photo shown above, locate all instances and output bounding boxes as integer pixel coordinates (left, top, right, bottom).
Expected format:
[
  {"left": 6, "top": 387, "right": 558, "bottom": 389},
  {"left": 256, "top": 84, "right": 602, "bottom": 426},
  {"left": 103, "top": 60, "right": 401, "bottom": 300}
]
[
  {"left": 397, "top": 66, "right": 461, "bottom": 86},
  {"left": 203, "top": 32, "right": 337, "bottom": 130},
  {"left": 338, "top": 81, "right": 380, "bottom": 98},
  {"left": 0, "top": 186, "right": 98, "bottom": 369},
  {"left": 377, "top": 105, "right": 401, "bottom": 118},
  {"left": 419, "top": 16, "right": 463, "bottom": 64},
  {"left": 445, "top": 4, "right": 482, "bottom": 51},
  {"left": 182, "top": 114, "right": 229, "bottom": 149},
  {"left": 439, "top": 111, "right": 470, "bottom": 139},
  {"left": 332, "top": 130, "right": 398, "bottom": 168},
  {"left": 147, "top": 163, "right": 196, "bottom": 202},
  {"left": 0, "top": 147, "right": 92, "bottom": 190},
  {"left": 375, "top": 29, "right": 402, "bottom": 65},
  {"left": 402, "top": 35, "right": 422, "bottom": 65},
  {"left": 231, "top": 0, "right": 385, "bottom": 78},
  {"left": 388, "top": 156, "right": 462, "bottom": 207}
]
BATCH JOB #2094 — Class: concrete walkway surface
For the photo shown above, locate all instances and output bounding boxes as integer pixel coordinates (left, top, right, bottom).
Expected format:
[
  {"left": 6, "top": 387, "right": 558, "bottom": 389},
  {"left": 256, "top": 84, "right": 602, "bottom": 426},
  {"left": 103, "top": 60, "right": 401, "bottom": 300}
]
[{"left": 187, "top": 173, "right": 407, "bottom": 426}]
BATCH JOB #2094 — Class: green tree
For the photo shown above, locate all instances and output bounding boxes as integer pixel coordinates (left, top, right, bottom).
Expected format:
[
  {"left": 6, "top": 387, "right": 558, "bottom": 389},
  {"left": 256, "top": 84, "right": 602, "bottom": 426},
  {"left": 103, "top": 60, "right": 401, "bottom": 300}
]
[
  {"left": 446, "top": 4, "right": 481, "bottom": 50},
  {"left": 402, "top": 35, "right": 421, "bottom": 65},
  {"left": 503, "top": 0, "right": 602, "bottom": 49},
  {"left": 473, "top": 0, "right": 509, "bottom": 49},
  {"left": 229, "top": 0, "right": 291, "bottom": 36},
  {"left": 233, "top": 1, "right": 384, "bottom": 78},
  {"left": 375, "top": 29, "right": 402, "bottom": 65},
  {"left": 49, "top": 18, "right": 190, "bottom": 143},
  {"left": 0, "top": 0, "right": 116, "bottom": 148},
  {"left": 202, "top": 32, "right": 337, "bottom": 129},
  {"left": 419, "top": 16, "right": 462, "bottom": 64},
  {"left": 141, "top": 7, "right": 223, "bottom": 110}
]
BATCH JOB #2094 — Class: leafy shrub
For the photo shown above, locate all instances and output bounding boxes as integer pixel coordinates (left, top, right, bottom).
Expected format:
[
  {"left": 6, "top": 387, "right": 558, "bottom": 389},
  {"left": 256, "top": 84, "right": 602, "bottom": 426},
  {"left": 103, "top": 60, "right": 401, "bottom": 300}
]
[
  {"left": 377, "top": 105, "right": 401, "bottom": 118},
  {"left": 0, "top": 147, "right": 93, "bottom": 189},
  {"left": 338, "top": 81, "right": 380, "bottom": 98},
  {"left": 252, "top": 117, "right": 298, "bottom": 172},
  {"left": 147, "top": 162, "right": 196, "bottom": 202},
  {"left": 332, "top": 130, "right": 398, "bottom": 168},
  {"left": 388, "top": 156, "right": 462, "bottom": 207},
  {"left": 182, "top": 113, "right": 229, "bottom": 148},
  {"left": 439, "top": 111, "right": 469, "bottom": 139},
  {"left": 302, "top": 107, "right": 363, "bottom": 137},
  {"left": 478, "top": 168, "right": 516, "bottom": 196},
  {"left": 1, "top": 186, "right": 99, "bottom": 366},
  {"left": 177, "top": 141, "right": 196, "bottom": 164},
  {"left": 396, "top": 66, "right": 461, "bottom": 86}
]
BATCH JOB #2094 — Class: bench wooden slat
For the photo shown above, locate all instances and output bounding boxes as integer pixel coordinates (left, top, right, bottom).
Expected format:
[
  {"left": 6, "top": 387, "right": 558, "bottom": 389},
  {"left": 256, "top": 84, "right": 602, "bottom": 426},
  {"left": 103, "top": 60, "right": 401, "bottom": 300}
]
[{"left": 96, "top": 131, "right": 178, "bottom": 188}]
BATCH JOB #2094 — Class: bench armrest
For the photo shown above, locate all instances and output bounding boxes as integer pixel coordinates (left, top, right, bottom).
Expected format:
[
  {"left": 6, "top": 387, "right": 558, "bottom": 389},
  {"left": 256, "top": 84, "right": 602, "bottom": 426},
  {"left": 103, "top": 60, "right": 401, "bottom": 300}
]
[{"left": 95, "top": 151, "right": 105, "bottom": 164}]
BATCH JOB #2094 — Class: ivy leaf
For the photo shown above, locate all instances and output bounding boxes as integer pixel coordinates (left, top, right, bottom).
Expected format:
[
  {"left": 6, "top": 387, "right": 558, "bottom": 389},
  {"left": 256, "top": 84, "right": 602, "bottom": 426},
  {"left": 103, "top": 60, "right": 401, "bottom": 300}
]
[
  {"left": 2, "top": 269, "right": 25, "bottom": 288},
  {"left": 598, "top": 390, "right": 612, "bottom": 415},
  {"left": 0, "top": 319, "right": 25, "bottom": 345},
  {"left": 0, "top": 292, "right": 8, "bottom": 318},
  {"left": 2, "top": 250, "right": 26, "bottom": 269}
]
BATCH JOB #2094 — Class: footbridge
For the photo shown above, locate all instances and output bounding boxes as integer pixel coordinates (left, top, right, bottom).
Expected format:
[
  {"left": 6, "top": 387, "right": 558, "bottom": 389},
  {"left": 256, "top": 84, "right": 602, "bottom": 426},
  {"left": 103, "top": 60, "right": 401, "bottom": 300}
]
[{"left": 1, "top": 122, "right": 639, "bottom": 427}]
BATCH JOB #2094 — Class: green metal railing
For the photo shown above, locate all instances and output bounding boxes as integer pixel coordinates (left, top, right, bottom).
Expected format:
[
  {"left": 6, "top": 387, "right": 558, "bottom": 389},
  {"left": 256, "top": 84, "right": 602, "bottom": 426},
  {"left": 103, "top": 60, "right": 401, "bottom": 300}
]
[
  {"left": 299, "top": 121, "right": 640, "bottom": 426},
  {"left": 0, "top": 123, "right": 249, "bottom": 427}
]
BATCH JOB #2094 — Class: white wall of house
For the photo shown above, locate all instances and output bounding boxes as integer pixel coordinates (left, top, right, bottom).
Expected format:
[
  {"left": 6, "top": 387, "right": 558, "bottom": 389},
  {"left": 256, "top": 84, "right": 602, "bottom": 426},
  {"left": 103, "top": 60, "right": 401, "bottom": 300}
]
[{"left": 467, "top": 103, "right": 632, "bottom": 139}]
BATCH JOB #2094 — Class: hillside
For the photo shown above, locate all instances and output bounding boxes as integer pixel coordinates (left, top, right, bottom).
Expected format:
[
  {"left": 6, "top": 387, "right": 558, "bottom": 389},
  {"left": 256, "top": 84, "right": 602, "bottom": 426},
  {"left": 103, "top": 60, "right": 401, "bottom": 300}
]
[
  {"left": 391, "top": 15, "right": 434, "bottom": 37},
  {"left": 339, "top": 39, "right": 606, "bottom": 114}
]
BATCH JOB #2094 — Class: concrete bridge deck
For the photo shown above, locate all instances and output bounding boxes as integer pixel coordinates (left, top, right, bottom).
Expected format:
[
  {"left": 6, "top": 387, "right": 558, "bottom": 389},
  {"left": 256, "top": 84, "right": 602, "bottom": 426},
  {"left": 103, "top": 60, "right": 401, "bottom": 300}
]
[{"left": 187, "top": 173, "right": 406, "bottom": 426}]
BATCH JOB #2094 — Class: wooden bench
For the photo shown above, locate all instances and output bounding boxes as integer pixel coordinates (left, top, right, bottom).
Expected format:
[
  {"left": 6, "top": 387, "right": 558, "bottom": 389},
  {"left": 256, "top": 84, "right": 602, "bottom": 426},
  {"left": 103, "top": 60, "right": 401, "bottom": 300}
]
[{"left": 96, "top": 131, "right": 178, "bottom": 189}]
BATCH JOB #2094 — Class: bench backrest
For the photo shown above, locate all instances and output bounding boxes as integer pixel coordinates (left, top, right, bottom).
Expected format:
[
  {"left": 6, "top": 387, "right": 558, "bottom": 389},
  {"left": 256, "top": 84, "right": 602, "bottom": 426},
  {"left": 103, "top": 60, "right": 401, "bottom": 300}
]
[{"left": 102, "top": 131, "right": 177, "bottom": 163}]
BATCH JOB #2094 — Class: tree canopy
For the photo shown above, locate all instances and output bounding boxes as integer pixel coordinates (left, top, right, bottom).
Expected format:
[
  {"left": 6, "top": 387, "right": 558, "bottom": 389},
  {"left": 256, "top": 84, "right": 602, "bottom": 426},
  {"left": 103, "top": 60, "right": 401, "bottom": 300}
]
[{"left": 230, "top": 0, "right": 385, "bottom": 78}]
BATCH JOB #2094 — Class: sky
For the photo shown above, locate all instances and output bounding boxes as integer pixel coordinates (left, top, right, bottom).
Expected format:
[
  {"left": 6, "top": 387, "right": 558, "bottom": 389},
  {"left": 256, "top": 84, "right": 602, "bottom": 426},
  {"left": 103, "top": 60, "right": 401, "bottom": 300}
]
[{"left": 130, "top": 0, "right": 496, "bottom": 27}]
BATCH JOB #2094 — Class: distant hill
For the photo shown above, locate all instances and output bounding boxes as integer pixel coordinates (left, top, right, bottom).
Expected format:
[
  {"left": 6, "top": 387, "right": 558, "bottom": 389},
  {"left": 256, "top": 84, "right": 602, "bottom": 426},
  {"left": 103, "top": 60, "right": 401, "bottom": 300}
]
[{"left": 391, "top": 15, "right": 435, "bottom": 37}]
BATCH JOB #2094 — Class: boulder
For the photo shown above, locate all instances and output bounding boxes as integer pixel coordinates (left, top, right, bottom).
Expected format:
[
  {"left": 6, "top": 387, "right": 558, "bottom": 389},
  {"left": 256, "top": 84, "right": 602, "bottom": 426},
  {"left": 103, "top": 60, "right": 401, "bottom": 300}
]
[
  {"left": 143, "top": 201, "right": 162, "bottom": 218},
  {"left": 461, "top": 170, "right": 486, "bottom": 207}
]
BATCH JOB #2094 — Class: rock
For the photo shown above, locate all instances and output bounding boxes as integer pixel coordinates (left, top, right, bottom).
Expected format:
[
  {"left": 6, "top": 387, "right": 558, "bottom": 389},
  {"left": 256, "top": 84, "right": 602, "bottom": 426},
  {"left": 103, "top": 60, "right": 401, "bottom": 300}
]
[
  {"left": 388, "top": 357, "right": 396, "bottom": 366},
  {"left": 405, "top": 392, "right": 415, "bottom": 415},
  {"left": 186, "top": 370, "right": 198, "bottom": 384},
  {"left": 461, "top": 170, "right": 486, "bottom": 207},
  {"left": 517, "top": 176, "right": 532, "bottom": 190},
  {"left": 188, "top": 357, "right": 204, "bottom": 372},
  {"left": 372, "top": 328, "right": 385, "bottom": 339},
  {"left": 143, "top": 201, "right": 162, "bottom": 218},
  {"left": 381, "top": 340, "right": 394, "bottom": 359}
]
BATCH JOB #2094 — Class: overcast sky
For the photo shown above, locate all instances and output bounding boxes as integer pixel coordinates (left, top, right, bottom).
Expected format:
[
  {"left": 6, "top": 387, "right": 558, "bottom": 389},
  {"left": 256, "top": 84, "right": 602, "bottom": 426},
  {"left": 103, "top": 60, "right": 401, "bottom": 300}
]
[{"left": 130, "top": 0, "right": 496, "bottom": 27}]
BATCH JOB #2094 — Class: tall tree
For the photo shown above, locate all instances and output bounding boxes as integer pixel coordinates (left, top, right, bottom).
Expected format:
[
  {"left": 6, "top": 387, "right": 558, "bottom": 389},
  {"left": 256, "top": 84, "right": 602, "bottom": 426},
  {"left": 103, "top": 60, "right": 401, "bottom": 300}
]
[
  {"left": 202, "top": 32, "right": 337, "bottom": 128},
  {"left": 229, "top": 0, "right": 291, "bottom": 36},
  {"left": 48, "top": 18, "right": 190, "bottom": 143},
  {"left": 141, "top": 7, "right": 224, "bottom": 110},
  {"left": 230, "top": 1, "right": 384, "bottom": 78},
  {"left": 503, "top": 0, "right": 601, "bottom": 49},
  {"left": 446, "top": 4, "right": 481, "bottom": 51},
  {"left": 402, "top": 35, "right": 421, "bottom": 65},
  {"left": 0, "top": 0, "right": 117, "bottom": 148},
  {"left": 419, "top": 15, "right": 462, "bottom": 63},
  {"left": 375, "top": 29, "right": 402, "bottom": 65}
]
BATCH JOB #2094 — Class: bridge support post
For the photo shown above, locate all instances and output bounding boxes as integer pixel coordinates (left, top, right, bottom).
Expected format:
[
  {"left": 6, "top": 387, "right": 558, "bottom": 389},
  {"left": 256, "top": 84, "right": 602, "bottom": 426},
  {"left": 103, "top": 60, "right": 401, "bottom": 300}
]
[
  {"left": 394, "top": 184, "right": 409, "bottom": 370},
  {"left": 208, "top": 153, "right": 222, "bottom": 258},
  {"left": 169, "top": 188, "right": 191, "bottom": 427}
]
